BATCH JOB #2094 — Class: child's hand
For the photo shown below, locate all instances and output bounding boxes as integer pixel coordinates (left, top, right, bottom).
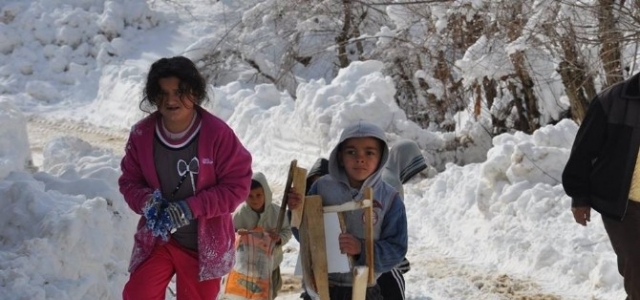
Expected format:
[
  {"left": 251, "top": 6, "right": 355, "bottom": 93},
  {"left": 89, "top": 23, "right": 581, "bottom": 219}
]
[
  {"left": 267, "top": 230, "right": 281, "bottom": 243},
  {"left": 287, "top": 187, "right": 302, "bottom": 210},
  {"left": 237, "top": 229, "right": 250, "bottom": 236},
  {"left": 339, "top": 233, "right": 361, "bottom": 256}
]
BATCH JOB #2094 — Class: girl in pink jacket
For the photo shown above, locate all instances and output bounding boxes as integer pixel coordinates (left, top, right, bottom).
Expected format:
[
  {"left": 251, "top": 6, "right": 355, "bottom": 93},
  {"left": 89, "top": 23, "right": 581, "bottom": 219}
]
[{"left": 119, "top": 56, "right": 252, "bottom": 300}]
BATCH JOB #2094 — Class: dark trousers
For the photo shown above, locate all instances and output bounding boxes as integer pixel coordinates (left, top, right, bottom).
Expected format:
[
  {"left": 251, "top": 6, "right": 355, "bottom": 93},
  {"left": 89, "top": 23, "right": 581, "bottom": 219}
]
[
  {"left": 377, "top": 268, "right": 405, "bottom": 300},
  {"left": 328, "top": 284, "right": 383, "bottom": 300},
  {"left": 272, "top": 267, "right": 282, "bottom": 299},
  {"left": 301, "top": 285, "right": 383, "bottom": 300},
  {"left": 602, "top": 200, "right": 640, "bottom": 300}
]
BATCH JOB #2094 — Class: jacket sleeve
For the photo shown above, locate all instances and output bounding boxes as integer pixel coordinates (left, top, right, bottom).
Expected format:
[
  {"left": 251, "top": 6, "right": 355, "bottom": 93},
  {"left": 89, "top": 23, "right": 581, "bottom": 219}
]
[
  {"left": 118, "top": 133, "right": 154, "bottom": 214},
  {"left": 279, "top": 210, "right": 293, "bottom": 245},
  {"left": 186, "top": 128, "right": 252, "bottom": 219},
  {"left": 356, "top": 193, "right": 408, "bottom": 273},
  {"left": 232, "top": 207, "right": 245, "bottom": 231},
  {"left": 562, "top": 99, "right": 608, "bottom": 207},
  {"left": 287, "top": 210, "right": 300, "bottom": 241}
]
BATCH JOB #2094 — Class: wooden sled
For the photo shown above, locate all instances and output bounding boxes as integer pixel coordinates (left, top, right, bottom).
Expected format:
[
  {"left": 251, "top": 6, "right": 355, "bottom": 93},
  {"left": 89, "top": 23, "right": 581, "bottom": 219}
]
[{"left": 297, "top": 187, "right": 375, "bottom": 300}]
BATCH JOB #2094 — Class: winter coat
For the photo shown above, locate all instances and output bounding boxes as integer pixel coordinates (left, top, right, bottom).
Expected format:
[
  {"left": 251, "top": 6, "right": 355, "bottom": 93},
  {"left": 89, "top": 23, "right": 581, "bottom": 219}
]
[
  {"left": 309, "top": 120, "right": 408, "bottom": 287},
  {"left": 119, "top": 106, "right": 252, "bottom": 280},
  {"left": 563, "top": 71, "right": 640, "bottom": 220},
  {"left": 233, "top": 172, "right": 292, "bottom": 270},
  {"left": 381, "top": 139, "right": 427, "bottom": 199}
]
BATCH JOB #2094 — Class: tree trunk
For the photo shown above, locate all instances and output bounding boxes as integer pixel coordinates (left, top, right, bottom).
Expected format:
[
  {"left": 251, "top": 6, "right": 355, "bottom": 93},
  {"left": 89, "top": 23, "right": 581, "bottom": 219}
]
[
  {"left": 506, "top": 3, "right": 540, "bottom": 133},
  {"left": 556, "top": 22, "right": 594, "bottom": 123},
  {"left": 335, "top": 0, "right": 352, "bottom": 68},
  {"left": 598, "top": 0, "right": 623, "bottom": 88}
]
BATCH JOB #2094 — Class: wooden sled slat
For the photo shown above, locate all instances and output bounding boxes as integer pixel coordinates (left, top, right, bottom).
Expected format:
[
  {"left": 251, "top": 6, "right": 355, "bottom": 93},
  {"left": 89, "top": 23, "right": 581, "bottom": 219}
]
[
  {"left": 364, "top": 187, "right": 375, "bottom": 285},
  {"left": 290, "top": 167, "right": 308, "bottom": 228},
  {"left": 302, "top": 195, "right": 329, "bottom": 300},
  {"left": 323, "top": 199, "right": 372, "bottom": 213},
  {"left": 351, "top": 266, "right": 369, "bottom": 300}
]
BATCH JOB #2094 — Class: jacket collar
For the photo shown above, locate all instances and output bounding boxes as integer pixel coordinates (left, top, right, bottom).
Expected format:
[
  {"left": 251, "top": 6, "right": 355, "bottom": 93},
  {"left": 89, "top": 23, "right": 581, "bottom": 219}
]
[{"left": 620, "top": 72, "right": 640, "bottom": 100}]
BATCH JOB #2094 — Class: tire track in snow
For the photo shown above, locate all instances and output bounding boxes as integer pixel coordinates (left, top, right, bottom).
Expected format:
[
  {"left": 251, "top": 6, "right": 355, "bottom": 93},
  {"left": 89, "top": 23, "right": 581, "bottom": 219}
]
[
  {"left": 409, "top": 251, "right": 569, "bottom": 300},
  {"left": 27, "top": 116, "right": 129, "bottom": 166}
]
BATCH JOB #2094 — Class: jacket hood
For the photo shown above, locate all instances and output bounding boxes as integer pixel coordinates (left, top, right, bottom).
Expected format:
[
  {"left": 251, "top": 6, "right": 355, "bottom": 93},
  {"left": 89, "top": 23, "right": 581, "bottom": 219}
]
[
  {"left": 251, "top": 172, "right": 273, "bottom": 207},
  {"left": 306, "top": 158, "right": 329, "bottom": 194},
  {"left": 386, "top": 139, "right": 427, "bottom": 184},
  {"left": 328, "top": 121, "right": 389, "bottom": 189},
  {"left": 307, "top": 158, "right": 329, "bottom": 179}
]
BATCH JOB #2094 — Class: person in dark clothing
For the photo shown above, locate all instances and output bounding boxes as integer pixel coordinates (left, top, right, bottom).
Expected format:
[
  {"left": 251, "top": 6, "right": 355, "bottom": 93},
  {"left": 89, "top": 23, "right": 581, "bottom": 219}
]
[{"left": 562, "top": 72, "right": 640, "bottom": 300}]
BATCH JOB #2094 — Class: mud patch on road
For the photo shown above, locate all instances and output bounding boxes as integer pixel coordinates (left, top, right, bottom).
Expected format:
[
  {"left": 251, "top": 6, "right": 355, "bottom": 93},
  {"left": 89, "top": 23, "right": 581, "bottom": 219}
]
[
  {"left": 278, "top": 273, "right": 302, "bottom": 297},
  {"left": 473, "top": 274, "right": 562, "bottom": 300}
]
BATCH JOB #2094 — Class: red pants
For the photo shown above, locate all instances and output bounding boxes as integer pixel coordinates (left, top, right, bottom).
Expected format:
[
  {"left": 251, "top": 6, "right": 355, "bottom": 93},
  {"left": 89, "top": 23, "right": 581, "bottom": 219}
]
[{"left": 122, "top": 239, "right": 221, "bottom": 300}]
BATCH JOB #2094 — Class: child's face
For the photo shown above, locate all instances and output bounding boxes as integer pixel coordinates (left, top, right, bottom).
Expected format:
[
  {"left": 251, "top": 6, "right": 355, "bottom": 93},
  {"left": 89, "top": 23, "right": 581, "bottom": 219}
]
[
  {"left": 247, "top": 186, "right": 265, "bottom": 212},
  {"left": 158, "top": 76, "right": 196, "bottom": 130},
  {"left": 339, "top": 137, "right": 382, "bottom": 189}
]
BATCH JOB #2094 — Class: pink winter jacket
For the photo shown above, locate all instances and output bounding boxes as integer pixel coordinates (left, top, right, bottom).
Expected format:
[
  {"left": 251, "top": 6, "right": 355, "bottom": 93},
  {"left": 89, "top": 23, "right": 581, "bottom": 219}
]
[{"left": 118, "top": 106, "right": 252, "bottom": 280}]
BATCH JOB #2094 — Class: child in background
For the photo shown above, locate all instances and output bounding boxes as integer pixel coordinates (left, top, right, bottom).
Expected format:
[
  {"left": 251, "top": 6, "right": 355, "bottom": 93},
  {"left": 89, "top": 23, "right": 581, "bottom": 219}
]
[
  {"left": 381, "top": 139, "right": 428, "bottom": 199},
  {"left": 233, "top": 172, "right": 293, "bottom": 299},
  {"left": 119, "top": 56, "right": 252, "bottom": 300},
  {"left": 305, "top": 158, "right": 329, "bottom": 194},
  {"left": 288, "top": 120, "right": 408, "bottom": 300},
  {"left": 379, "top": 139, "right": 428, "bottom": 299}
]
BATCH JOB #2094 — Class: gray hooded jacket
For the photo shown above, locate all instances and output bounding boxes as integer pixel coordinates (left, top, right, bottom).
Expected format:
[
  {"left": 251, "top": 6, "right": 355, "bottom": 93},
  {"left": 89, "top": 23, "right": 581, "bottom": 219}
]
[
  {"left": 308, "top": 121, "right": 408, "bottom": 287},
  {"left": 232, "top": 172, "right": 292, "bottom": 270},
  {"left": 381, "top": 139, "right": 428, "bottom": 199}
]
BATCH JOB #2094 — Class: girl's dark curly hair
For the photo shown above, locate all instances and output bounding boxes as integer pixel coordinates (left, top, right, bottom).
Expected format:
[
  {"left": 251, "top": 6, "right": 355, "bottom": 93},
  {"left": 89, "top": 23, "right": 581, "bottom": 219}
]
[{"left": 140, "top": 56, "right": 209, "bottom": 113}]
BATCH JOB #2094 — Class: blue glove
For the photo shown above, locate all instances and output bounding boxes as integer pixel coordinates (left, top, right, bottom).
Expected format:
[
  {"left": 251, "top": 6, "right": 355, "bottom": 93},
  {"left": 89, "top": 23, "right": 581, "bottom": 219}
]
[
  {"left": 142, "top": 190, "right": 170, "bottom": 241},
  {"left": 159, "top": 201, "right": 193, "bottom": 233}
]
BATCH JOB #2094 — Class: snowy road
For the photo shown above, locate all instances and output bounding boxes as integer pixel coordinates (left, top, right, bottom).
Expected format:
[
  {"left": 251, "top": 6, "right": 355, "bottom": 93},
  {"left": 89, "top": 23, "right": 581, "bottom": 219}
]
[{"left": 25, "top": 118, "right": 573, "bottom": 300}]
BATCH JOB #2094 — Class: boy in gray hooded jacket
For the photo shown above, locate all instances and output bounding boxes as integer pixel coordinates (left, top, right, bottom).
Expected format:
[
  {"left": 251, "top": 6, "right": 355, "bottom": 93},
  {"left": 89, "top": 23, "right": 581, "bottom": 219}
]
[{"left": 288, "top": 121, "right": 408, "bottom": 300}]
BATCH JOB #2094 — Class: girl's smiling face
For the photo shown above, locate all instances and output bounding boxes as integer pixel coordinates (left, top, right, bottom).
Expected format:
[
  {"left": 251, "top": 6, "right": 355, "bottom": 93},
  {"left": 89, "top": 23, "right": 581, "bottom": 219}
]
[{"left": 339, "top": 137, "right": 382, "bottom": 189}]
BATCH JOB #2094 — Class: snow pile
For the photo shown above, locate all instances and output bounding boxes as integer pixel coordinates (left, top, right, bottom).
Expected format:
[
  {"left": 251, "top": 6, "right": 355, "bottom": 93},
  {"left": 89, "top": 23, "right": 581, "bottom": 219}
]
[
  {"left": 0, "top": 98, "right": 33, "bottom": 180},
  {"left": 404, "top": 119, "right": 623, "bottom": 298},
  {"left": 0, "top": 136, "right": 136, "bottom": 300},
  {"left": 0, "top": 0, "right": 158, "bottom": 107}
]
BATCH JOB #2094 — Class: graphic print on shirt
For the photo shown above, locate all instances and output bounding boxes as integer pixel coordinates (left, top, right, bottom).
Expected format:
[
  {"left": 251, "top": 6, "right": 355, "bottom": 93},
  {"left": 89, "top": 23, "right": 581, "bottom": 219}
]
[{"left": 176, "top": 157, "right": 200, "bottom": 196}]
